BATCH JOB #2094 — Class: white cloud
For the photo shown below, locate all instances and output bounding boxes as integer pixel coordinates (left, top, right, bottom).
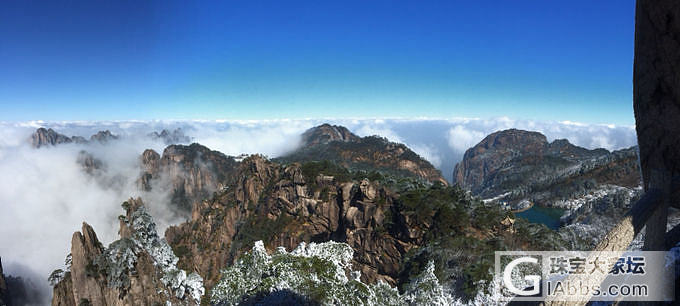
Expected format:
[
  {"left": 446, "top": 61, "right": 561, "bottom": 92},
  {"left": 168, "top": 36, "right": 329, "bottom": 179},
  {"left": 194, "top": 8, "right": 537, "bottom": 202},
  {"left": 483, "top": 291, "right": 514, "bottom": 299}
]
[
  {"left": 0, "top": 130, "right": 181, "bottom": 303},
  {"left": 409, "top": 144, "right": 442, "bottom": 168},
  {"left": 184, "top": 121, "right": 310, "bottom": 158},
  {"left": 447, "top": 125, "right": 486, "bottom": 153},
  {"left": 352, "top": 124, "right": 403, "bottom": 143}
]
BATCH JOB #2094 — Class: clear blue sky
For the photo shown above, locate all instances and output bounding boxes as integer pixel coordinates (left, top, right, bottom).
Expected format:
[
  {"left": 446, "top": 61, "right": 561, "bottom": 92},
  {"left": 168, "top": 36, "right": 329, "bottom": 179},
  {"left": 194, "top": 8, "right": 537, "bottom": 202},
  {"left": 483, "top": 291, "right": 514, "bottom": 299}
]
[{"left": 0, "top": 1, "right": 636, "bottom": 124}]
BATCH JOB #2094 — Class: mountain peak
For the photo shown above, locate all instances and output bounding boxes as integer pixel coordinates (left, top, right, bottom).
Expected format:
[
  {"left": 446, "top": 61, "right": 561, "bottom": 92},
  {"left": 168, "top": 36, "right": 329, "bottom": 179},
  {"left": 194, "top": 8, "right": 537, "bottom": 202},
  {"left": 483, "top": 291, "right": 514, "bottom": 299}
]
[
  {"left": 301, "top": 124, "right": 360, "bottom": 146},
  {"left": 453, "top": 128, "right": 639, "bottom": 198},
  {"left": 31, "top": 127, "right": 74, "bottom": 148},
  {"left": 474, "top": 129, "right": 548, "bottom": 153},
  {"left": 148, "top": 128, "right": 191, "bottom": 145},
  {"left": 89, "top": 130, "right": 119, "bottom": 143},
  {"left": 281, "top": 124, "right": 447, "bottom": 185}
]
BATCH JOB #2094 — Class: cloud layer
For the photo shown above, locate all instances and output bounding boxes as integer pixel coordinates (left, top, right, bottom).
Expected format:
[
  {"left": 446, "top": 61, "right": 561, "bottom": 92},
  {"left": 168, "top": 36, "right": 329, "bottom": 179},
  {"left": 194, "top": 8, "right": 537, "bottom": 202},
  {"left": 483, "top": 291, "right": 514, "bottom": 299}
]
[{"left": 0, "top": 118, "right": 637, "bottom": 303}]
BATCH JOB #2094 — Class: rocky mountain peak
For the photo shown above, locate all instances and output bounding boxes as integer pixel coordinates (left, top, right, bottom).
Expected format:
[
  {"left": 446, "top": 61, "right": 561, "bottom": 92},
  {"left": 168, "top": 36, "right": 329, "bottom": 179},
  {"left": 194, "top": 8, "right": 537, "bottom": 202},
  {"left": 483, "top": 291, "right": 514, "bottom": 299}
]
[
  {"left": 52, "top": 198, "right": 205, "bottom": 305},
  {"left": 301, "top": 123, "right": 360, "bottom": 146},
  {"left": 89, "top": 130, "right": 119, "bottom": 143},
  {"left": 239, "top": 154, "right": 270, "bottom": 173},
  {"left": 30, "top": 127, "right": 74, "bottom": 148},
  {"left": 141, "top": 149, "right": 160, "bottom": 171},
  {"left": 469, "top": 128, "right": 548, "bottom": 157},
  {"left": 30, "top": 128, "right": 122, "bottom": 148},
  {"left": 161, "top": 143, "right": 226, "bottom": 163},
  {"left": 139, "top": 143, "right": 240, "bottom": 212},
  {"left": 148, "top": 128, "right": 191, "bottom": 145},
  {"left": 282, "top": 124, "right": 447, "bottom": 185},
  {"left": 453, "top": 128, "right": 640, "bottom": 206}
]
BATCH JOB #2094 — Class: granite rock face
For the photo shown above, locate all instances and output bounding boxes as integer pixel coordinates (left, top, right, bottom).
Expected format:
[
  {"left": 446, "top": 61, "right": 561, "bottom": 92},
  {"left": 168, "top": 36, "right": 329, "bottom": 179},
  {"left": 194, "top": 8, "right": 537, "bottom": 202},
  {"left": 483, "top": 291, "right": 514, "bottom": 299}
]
[
  {"left": 279, "top": 124, "right": 448, "bottom": 185},
  {"left": 138, "top": 143, "right": 240, "bottom": 212},
  {"left": 31, "top": 128, "right": 77, "bottom": 148},
  {"left": 165, "top": 154, "right": 431, "bottom": 289}
]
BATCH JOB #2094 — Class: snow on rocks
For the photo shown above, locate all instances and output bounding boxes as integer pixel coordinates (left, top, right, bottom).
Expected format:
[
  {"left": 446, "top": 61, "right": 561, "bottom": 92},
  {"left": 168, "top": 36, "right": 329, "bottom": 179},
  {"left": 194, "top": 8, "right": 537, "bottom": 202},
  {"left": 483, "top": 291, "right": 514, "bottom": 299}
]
[
  {"left": 210, "top": 240, "right": 504, "bottom": 306},
  {"left": 98, "top": 204, "right": 205, "bottom": 304}
]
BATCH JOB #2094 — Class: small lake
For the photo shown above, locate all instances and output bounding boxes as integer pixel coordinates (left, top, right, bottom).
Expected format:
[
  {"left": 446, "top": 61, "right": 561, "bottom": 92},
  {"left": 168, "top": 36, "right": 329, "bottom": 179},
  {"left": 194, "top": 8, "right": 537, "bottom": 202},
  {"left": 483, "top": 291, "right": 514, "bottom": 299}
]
[{"left": 515, "top": 205, "right": 566, "bottom": 230}]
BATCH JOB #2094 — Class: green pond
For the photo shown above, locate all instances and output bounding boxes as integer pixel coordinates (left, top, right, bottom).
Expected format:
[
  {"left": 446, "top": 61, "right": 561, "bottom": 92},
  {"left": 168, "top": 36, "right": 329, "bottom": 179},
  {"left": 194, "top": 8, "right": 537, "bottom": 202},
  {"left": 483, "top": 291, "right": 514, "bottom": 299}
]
[{"left": 515, "top": 205, "right": 566, "bottom": 230}]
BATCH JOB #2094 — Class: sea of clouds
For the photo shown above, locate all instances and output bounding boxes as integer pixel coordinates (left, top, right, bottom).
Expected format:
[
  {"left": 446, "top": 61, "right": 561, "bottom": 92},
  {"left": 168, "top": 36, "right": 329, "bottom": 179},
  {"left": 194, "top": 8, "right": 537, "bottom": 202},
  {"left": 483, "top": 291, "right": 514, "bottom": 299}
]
[{"left": 0, "top": 117, "right": 637, "bottom": 303}]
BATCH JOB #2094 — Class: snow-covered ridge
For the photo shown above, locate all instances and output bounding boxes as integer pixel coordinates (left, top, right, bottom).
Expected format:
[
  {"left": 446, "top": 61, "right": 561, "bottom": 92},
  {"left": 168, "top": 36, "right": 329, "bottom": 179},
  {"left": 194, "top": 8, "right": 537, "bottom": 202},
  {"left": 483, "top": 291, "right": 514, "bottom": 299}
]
[
  {"left": 97, "top": 205, "right": 205, "bottom": 303},
  {"left": 553, "top": 184, "right": 641, "bottom": 210},
  {"left": 210, "top": 240, "right": 505, "bottom": 306},
  {"left": 481, "top": 148, "right": 638, "bottom": 205}
]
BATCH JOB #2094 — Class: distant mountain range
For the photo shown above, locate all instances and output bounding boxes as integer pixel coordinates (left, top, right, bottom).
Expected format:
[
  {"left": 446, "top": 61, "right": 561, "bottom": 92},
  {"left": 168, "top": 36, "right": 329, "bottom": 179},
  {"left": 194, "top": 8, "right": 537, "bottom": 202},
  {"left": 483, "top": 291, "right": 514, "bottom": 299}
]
[{"left": 31, "top": 127, "right": 190, "bottom": 148}]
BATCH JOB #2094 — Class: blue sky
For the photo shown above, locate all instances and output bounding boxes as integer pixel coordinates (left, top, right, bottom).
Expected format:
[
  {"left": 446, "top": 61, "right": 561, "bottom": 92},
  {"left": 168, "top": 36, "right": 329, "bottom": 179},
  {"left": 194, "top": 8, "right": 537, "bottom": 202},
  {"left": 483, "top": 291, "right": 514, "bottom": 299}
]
[{"left": 0, "top": 1, "right": 635, "bottom": 124}]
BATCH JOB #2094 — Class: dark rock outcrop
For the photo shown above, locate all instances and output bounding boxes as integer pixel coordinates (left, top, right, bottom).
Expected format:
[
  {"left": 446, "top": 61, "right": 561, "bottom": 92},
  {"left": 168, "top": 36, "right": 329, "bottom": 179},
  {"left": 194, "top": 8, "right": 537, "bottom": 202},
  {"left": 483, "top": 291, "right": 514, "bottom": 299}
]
[
  {"left": 0, "top": 260, "right": 43, "bottom": 306},
  {"left": 634, "top": 0, "right": 680, "bottom": 195},
  {"left": 633, "top": 0, "right": 680, "bottom": 254},
  {"left": 279, "top": 124, "right": 448, "bottom": 185},
  {"left": 0, "top": 258, "right": 6, "bottom": 306},
  {"left": 452, "top": 129, "right": 641, "bottom": 207}
]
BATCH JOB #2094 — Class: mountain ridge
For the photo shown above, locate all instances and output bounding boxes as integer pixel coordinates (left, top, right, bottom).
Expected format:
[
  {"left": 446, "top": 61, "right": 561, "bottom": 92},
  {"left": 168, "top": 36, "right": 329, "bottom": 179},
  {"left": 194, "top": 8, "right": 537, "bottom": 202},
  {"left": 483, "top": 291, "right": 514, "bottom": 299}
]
[
  {"left": 278, "top": 124, "right": 448, "bottom": 185},
  {"left": 452, "top": 128, "right": 640, "bottom": 206}
]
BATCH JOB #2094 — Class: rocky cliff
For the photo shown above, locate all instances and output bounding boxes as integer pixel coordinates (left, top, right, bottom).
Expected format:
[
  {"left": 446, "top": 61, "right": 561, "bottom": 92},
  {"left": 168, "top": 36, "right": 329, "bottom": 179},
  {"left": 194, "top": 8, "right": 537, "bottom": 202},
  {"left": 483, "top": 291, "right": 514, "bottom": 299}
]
[
  {"left": 452, "top": 129, "right": 641, "bottom": 208},
  {"left": 51, "top": 198, "right": 204, "bottom": 306},
  {"left": 279, "top": 124, "right": 448, "bottom": 185},
  {"left": 163, "top": 154, "right": 563, "bottom": 298},
  {"left": 0, "top": 258, "right": 43, "bottom": 306},
  {"left": 138, "top": 143, "right": 240, "bottom": 212},
  {"left": 165, "top": 154, "right": 413, "bottom": 288}
]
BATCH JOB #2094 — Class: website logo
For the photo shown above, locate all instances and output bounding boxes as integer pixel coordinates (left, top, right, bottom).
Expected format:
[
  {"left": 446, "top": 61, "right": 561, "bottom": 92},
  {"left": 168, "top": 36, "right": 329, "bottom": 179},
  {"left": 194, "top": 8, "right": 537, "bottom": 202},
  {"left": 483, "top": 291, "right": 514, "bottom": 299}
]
[
  {"left": 502, "top": 256, "right": 541, "bottom": 296},
  {"left": 494, "top": 251, "right": 674, "bottom": 302}
]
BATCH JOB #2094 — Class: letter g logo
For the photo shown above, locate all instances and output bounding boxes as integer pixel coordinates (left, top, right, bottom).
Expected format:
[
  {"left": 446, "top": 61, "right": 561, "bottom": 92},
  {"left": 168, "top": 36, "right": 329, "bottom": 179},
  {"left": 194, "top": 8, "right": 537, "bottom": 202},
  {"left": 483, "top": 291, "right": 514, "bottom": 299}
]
[{"left": 503, "top": 256, "right": 541, "bottom": 296}]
